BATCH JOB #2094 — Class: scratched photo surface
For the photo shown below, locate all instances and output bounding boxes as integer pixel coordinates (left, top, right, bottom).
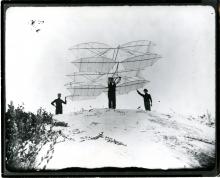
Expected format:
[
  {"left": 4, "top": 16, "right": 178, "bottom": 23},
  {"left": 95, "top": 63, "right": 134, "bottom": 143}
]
[{"left": 5, "top": 6, "right": 215, "bottom": 170}]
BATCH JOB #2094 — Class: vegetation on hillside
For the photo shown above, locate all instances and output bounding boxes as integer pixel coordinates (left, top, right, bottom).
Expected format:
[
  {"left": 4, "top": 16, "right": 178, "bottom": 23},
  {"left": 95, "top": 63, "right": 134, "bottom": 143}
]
[{"left": 5, "top": 102, "right": 64, "bottom": 170}]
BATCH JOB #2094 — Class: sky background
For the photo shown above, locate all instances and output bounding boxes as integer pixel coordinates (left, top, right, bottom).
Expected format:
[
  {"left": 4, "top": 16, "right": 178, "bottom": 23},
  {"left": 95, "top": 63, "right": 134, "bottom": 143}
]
[{"left": 5, "top": 6, "right": 215, "bottom": 116}]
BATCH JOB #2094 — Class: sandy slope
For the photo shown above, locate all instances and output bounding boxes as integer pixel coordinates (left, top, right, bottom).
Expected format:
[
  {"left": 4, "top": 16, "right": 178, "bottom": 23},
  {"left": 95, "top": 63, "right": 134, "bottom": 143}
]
[{"left": 36, "top": 109, "right": 215, "bottom": 170}]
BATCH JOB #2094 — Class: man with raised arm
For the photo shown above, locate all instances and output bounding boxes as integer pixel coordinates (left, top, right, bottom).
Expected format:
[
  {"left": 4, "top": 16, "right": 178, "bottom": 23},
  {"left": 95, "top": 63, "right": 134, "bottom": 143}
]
[
  {"left": 137, "top": 89, "right": 152, "bottom": 111},
  {"left": 51, "top": 93, "right": 67, "bottom": 114},
  {"left": 108, "top": 77, "right": 121, "bottom": 109}
]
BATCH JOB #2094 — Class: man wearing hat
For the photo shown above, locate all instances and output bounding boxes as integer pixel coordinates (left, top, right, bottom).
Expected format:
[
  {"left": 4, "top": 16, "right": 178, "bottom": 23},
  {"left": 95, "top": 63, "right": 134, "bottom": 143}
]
[
  {"left": 51, "top": 93, "right": 67, "bottom": 114},
  {"left": 137, "top": 89, "right": 152, "bottom": 111}
]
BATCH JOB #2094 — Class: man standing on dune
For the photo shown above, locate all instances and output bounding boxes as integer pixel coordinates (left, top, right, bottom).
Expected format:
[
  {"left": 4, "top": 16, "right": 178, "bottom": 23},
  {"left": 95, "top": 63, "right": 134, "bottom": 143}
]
[
  {"left": 137, "top": 89, "right": 152, "bottom": 111},
  {"left": 108, "top": 77, "right": 121, "bottom": 109},
  {"left": 51, "top": 93, "right": 67, "bottom": 114}
]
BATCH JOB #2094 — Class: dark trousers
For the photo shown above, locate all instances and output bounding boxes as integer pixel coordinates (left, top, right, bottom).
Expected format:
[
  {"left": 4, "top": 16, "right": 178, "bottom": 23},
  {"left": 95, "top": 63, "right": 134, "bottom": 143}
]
[
  {"left": 144, "top": 102, "right": 151, "bottom": 111},
  {"left": 56, "top": 108, "right": 63, "bottom": 114},
  {"left": 108, "top": 94, "right": 116, "bottom": 109}
]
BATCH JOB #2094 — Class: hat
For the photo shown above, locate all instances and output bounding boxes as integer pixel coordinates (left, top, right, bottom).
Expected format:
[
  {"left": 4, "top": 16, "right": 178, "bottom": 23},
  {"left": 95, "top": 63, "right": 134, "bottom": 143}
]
[{"left": 143, "top": 89, "right": 148, "bottom": 92}]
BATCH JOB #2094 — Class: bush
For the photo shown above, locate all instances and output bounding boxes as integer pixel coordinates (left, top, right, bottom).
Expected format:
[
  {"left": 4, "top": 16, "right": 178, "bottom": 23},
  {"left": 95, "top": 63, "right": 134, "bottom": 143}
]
[
  {"left": 199, "top": 111, "right": 215, "bottom": 127},
  {"left": 5, "top": 102, "right": 54, "bottom": 170}
]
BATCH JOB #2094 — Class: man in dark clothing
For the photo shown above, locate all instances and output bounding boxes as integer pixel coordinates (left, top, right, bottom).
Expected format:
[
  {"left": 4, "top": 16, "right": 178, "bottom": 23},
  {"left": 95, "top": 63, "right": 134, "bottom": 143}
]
[
  {"left": 137, "top": 89, "right": 152, "bottom": 111},
  {"left": 51, "top": 93, "right": 67, "bottom": 114},
  {"left": 108, "top": 77, "right": 121, "bottom": 109}
]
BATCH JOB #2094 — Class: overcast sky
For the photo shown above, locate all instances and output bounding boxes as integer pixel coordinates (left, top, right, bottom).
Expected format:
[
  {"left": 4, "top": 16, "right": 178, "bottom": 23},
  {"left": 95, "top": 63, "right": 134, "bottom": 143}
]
[{"left": 6, "top": 6, "right": 215, "bottom": 116}]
